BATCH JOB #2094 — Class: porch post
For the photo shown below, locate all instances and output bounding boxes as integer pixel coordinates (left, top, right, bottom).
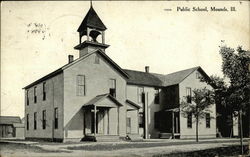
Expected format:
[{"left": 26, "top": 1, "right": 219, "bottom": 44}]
[
  {"left": 117, "top": 107, "right": 120, "bottom": 135},
  {"left": 103, "top": 110, "right": 106, "bottom": 135},
  {"left": 94, "top": 105, "right": 97, "bottom": 136},
  {"left": 83, "top": 109, "right": 85, "bottom": 135},
  {"left": 107, "top": 109, "right": 110, "bottom": 135},
  {"left": 172, "top": 111, "right": 175, "bottom": 139}
]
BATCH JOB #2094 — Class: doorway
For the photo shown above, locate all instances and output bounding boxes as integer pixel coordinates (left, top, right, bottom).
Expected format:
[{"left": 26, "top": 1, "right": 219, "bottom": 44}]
[
  {"left": 126, "top": 117, "right": 131, "bottom": 134},
  {"left": 90, "top": 110, "right": 105, "bottom": 134}
]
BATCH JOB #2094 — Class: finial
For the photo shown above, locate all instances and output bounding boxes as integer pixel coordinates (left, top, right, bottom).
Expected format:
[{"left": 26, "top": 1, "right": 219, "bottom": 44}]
[{"left": 90, "top": 0, "right": 93, "bottom": 7}]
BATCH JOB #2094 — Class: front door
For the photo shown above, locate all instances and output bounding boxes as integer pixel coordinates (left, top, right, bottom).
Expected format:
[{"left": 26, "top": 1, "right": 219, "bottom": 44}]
[
  {"left": 97, "top": 111, "right": 104, "bottom": 134},
  {"left": 174, "top": 112, "right": 180, "bottom": 133}
]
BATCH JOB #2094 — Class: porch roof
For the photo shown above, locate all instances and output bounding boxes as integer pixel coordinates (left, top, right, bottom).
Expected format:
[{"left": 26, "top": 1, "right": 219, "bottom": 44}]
[
  {"left": 0, "top": 116, "right": 21, "bottom": 125},
  {"left": 84, "top": 94, "right": 123, "bottom": 108},
  {"left": 126, "top": 99, "right": 141, "bottom": 110}
]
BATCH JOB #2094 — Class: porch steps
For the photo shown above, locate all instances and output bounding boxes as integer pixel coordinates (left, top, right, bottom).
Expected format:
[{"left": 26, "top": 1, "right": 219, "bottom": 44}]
[
  {"left": 159, "top": 133, "right": 172, "bottom": 139},
  {"left": 95, "top": 135, "right": 120, "bottom": 142},
  {"left": 83, "top": 135, "right": 120, "bottom": 142},
  {"left": 127, "top": 134, "right": 143, "bottom": 141}
]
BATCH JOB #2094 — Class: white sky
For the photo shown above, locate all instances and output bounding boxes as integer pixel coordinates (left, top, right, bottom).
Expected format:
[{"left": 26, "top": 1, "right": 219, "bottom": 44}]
[{"left": 1, "top": 1, "right": 249, "bottom": 118}]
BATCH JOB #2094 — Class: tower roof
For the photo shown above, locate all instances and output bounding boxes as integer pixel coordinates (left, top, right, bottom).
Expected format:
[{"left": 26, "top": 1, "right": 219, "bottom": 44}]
[{"left": 77, "top": 6, "right": 107, "bottom": 32}]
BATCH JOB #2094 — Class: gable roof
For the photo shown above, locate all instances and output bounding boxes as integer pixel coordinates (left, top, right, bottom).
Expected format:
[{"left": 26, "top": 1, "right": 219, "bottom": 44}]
[
  {"left": 124, "top": 69, "right": 164, "bottom": 87},
  {"left": 84, "top": 93, "right": 123, "bottom": 107},
  {"left": 163, "top": 66, "right": 212, "bottom": 87},
  {"left": 124, "top": 66, "right": 212, "bottom": 88},
  {"left": 0, "top": 116, "right": 21, "bottom": 125},
  {"left": 77, "top": 6, "right": 107, "bottom": 32},
  {"left": 162, "top": 66, "right": 200, "bottom": 86},
  {"left": 23, "top": 49, "right": 129, "bottom": 89}
]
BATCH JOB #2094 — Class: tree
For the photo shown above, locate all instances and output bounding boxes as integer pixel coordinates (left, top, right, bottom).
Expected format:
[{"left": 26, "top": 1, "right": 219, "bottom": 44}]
[
  {"left": 203, "top": 75, "right": 234, "bottom": 137},
  {"left": 218, "top": 46, "right": 250, "bottom": 154},
  {"left": 220, "top": 46, "right": 250, "bottom": 112},
  {"left": 181, "top": 87, "right": 215, "bottom": 142}
]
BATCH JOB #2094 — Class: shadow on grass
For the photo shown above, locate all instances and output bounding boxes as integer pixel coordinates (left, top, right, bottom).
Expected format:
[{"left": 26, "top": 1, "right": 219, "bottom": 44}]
[
  {"left": 0, "top": 142, "right": 71, "bottom": 153},
  {"left": 67, "top": 140, "right": 246, "bottom": 151}
]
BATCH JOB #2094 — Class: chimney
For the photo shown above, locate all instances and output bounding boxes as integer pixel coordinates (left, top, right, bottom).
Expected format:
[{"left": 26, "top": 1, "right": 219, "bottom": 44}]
[
  {"left": 145, "top": 66, "right": 149, "bottom": 73},
  {"left": 68, "top": 55, "right": 74, "bottom": 63}
]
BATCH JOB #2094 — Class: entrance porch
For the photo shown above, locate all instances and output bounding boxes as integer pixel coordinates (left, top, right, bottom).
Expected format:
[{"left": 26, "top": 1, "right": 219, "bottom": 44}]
[
  {"left": 155, "top": 108, "right": 180, "bottom": 139},
  {"left": 82, "top": 94, "right": 122, "bottom": 141}
]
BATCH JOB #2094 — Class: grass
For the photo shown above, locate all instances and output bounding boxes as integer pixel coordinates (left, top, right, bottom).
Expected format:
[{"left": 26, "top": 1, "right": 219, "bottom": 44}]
[
  {"left": 66, "top": 139, "right": 244, "bottom": 151},
  {"left": 152, "top": 145, "right": 249, "bottom": 157},
  {"left": 0, "top": 139, "right": 249, "bottom": 157}
]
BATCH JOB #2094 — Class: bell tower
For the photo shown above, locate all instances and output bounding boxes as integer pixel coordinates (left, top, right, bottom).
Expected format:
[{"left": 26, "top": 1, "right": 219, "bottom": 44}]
[{"left": 74, "top": 5, "right": 109, "bottom": 57}]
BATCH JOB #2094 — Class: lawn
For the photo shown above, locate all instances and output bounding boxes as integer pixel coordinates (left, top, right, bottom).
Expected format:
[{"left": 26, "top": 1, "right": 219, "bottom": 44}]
[{"left": 0, "top": 138, "right": 249, "bottom": 157}]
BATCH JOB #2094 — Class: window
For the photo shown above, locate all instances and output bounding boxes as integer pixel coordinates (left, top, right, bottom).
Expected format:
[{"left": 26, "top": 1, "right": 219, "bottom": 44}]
[
  {"left": 94, "top": 54, "right": 100, "bottom": 64},
  {"left": 139, "top": 112, "right": 144, "bottom": 128},
  {"left": 186, "top": 87, "right": 192, "bottom": 103},
  {"left": 206, "top": 113, "right": 211, "bottom": 128},
  {"left": 54, "top": 108, "right": 58, "bottom": 129},
  {"left": 109, "top": 79, "right": 116, "bottom": 97},
  {"left": 138, "top": 87, "right": 144, "bottom": 103},
  {"left": 42, "top": 110, "right": 46, "bottom": 129},
  {"left": 77, "top": 75, "right": 86, "bottom": 96},
  {"left": 34, "top": 112, "right": 37, "bottom": 130},
  {"left": 187, "top": 113, "right": 192, "bottom": 128},
  {"left": 196, "top": 72, "right": 202, "bottom": 79},
  {"left": 27, "top": 90, "right": 29, "bottom": 106},
  {"left": 34, "top": 86, "right": 37, "bottom": 103},
  {"left": 154, "top": 89, "right": 160, "bottom": 104},
  {"left": 26, "top": 114, "right": 29, "bottom": 130},
  {"left": 43, "top": 82, "right": 46, "bottom": 101}
]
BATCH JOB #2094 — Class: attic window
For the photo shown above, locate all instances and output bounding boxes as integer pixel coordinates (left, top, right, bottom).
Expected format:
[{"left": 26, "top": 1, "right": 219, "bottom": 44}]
[
  {"left": 196, "top": 72, "right": 201, "bottom": 79},
  {"left": 94, "top": 54, "right": 100, "bottom": 64}
]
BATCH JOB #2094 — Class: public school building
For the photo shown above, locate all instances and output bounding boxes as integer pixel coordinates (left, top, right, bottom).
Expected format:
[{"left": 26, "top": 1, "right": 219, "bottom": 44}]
[{"left": 23, "top": 5, "right": 216, "bottom": 142}]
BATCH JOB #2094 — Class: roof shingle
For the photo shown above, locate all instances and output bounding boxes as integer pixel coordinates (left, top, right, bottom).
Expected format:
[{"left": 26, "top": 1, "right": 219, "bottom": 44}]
[{"left": 124, "top": 69, "right": 164, "bottom": 87}]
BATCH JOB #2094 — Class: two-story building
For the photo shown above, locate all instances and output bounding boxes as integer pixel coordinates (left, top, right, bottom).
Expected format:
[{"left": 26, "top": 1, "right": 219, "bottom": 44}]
[
  {"left": 124, "top": 67, "right": 216, "bottom": 139},
  {"left": 23, "top": 5, "right": 216, "bottom": 142}
]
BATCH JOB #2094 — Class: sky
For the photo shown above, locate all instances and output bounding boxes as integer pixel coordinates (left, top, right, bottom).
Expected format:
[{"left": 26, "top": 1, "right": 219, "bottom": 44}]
[{"left": 1, "top": 1, "right": 249, "bottom": 118}]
